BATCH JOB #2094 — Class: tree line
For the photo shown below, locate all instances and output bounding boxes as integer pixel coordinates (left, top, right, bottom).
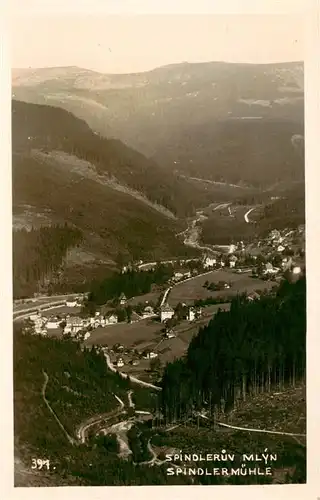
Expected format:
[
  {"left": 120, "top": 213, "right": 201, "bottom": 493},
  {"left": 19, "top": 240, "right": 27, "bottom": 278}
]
[
  {"left": 13, "top": 224, "right": 83, "bottom": 298},
  {"left": 85, "top": 264, "right": 174, "bottom": 308},
  {"left": 159, "top": 277, "right": 306, "bottom": 423}
]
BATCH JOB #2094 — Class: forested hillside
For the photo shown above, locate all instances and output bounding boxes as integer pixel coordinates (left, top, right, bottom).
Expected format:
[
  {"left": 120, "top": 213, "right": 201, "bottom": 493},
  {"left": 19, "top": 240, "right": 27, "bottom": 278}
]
[
  {"left": 86, "top": 264, "right": 174, "bottom": 307},
  {"left": 13, "top": 327, "right": 186, "bottom": 486},
  {"left": 160, "top": 277, "right": 306, "bottom": 421},
  {"left": 12, "top": 100, "right": 204, "bottom": 285},
  {"left": 13, "top": 225, "right": 83, "bottom": 298},
  {"left": 259, "top": 184, "right": 305, "bottom": 234},
  {"left": 12, "top": 99, "right": 210, "bottom": 218},
  {"left": 14, "top": 278, "right": 306, "bottom": 486},
  {"left": 153, "top": 118, "right": 304, "bottom": 188}
]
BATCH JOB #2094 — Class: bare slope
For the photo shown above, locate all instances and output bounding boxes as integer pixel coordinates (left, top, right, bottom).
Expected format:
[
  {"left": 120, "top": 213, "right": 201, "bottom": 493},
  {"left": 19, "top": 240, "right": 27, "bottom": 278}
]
[{"left": 12, "top": 100, "right": 200, "bottom": 275}]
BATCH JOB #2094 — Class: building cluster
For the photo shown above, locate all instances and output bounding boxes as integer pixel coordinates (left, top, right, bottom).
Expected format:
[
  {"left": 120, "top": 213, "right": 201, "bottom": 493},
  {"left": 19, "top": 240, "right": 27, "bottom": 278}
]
[
  {"left": 170, "top": 270, "right": 192, "bottom": 282},
  {"left": 160, "top": 302, "right": 202, "bottom": 324},
  {"left": 104, "top": 343, "right": 159, "bottom": 368},
  {"left": 26, "top": 309, "right": 119, "bottom": 339},
  {"left": 202, "top": 254, "right": 238, "bottom": 270},
  {"left": 201, "top": 225, "right": 305, "bottom": 282}
]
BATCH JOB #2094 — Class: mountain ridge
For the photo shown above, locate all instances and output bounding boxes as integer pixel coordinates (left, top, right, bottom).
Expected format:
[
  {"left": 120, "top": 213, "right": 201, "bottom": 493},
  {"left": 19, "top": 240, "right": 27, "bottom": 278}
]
[{"left": 12, "top": 60, "right": 304, "bottom": 187}]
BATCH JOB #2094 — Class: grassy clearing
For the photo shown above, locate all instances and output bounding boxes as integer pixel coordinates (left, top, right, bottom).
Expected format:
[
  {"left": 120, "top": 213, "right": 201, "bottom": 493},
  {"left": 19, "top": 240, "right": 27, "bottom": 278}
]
[
  {"left": 169, "top": 269, "right": 273, "bottom": 306},
  {"left": 41, "top": 306, "right": 82, "bottom": 317},
  {"left": 219, "top": 383, "right": 306, "bottom": 435},
  {"left": 84, "top": 318, "right": 162, "bottom": 348},
  {"left": 127, "top": 291, "right": 161, "bottom": 306}
]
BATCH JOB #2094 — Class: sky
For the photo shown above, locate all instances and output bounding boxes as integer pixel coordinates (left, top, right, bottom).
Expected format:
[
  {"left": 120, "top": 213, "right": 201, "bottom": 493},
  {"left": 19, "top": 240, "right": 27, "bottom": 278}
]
[{"left": 11, "top": 10, "right": 304, "bottom": 74}]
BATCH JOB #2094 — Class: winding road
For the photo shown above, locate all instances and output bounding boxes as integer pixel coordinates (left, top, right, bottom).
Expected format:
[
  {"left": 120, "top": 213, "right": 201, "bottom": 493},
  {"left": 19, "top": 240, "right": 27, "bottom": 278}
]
[{"left": 244, "top": 207, "right": 256, "bottom": 223}]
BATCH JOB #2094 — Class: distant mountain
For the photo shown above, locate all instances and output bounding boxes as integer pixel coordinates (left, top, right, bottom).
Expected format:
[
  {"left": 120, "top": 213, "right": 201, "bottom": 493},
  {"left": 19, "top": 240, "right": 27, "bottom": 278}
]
[{"left": 12, "top": 61, "right": 304, "bottom": 187}]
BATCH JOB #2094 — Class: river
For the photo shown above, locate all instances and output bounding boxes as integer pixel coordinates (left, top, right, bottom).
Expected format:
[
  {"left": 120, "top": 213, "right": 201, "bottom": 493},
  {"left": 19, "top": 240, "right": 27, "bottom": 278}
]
[{"left": 179, "top": 209, "right": 231, "bottom": 255}]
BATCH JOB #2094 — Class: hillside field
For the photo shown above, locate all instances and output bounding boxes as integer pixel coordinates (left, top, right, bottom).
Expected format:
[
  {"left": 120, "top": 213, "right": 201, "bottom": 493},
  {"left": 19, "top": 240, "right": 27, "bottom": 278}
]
[{"left": 169, "top": 269, "right": 274, "bottom": 306}]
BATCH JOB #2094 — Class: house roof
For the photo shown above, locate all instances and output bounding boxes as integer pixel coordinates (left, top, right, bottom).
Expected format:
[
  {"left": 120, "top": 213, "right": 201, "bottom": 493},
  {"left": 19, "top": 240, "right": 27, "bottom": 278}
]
[
  {"left": 66, "top": 316, "right": 84, "bottom": 325},
  {"left": 203, "top": 255, "right": 216, "bottom": 261},
  {"left": 161, "top": 303, "right": 174, "bottom": 313},
  {"left": 144, "top": 306, "right": 154, "bottom": 312},
  {"left": 119, "top": 293, "right": 127, "bottom": 299}
]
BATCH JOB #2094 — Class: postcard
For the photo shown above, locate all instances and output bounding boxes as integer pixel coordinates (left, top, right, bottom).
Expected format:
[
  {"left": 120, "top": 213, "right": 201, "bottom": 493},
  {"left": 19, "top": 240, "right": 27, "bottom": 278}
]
[{"left": 3, "top": 1, "right": 319, "bottom": 498}]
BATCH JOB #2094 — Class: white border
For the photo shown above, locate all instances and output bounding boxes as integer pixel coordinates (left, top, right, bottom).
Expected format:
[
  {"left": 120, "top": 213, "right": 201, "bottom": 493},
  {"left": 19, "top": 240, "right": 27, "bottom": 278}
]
[{"left": 9, "top": 0, "right": 305, "bottom": 16}]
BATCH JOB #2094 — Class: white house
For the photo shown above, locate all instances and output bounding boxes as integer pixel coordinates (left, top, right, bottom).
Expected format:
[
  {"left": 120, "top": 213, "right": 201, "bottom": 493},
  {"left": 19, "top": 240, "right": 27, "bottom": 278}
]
[
  {"left": 100, "top": 317, "right": 107, "bottom": 327},
  {"left": 228, "top": 244, "right": 237, "bottom": 254},
  {"left": 66, "top": 299, "right": 77, "bottom": 308},
  {"left": 29, "top": 311, "right": 41, "bottom": 321},
  {"left": 64, "top": 316, "right": 86, "bottom": 335},
  {"left": 292, "top": 266, "right": 302, "bottom": 275},
  {"left": 116, "top": 358, "right": 124, "bottom": 368},
  {"left": 33, "top": 315, "right": 46, "bottom": 331},
  {"left": 165, "top": 330, "right": 176, "bottom": 339},
  {"left": 33, "top": 314, "right": 48, "bottom": 335},
  {"left": 229, "top": 255, "right": 238, "bottom": 268},
  {"left": 143, "top": 351, "right": 158, "bottom": 359},
  {"left": 187, "top": 308, "right": 196, "bottom": 322},
  {"left": 277, "top": 245, "right": 285, "bottom": 253},
  {"left": 160, "top": 303, "right": 175, "bottom": 323},
  {"left": 203, "top": 256, "right": 217, "bottom": 268},
  {"left": 106, "top": 314, "right": 118, "bottom": 324},
  {"left": 46, "top": 317, "right": 61, "bottom": 329},
  {"left": 119, "top": 293, "right": 127, "bottom": 306},
  {"left": 174, "top": 272, "right": 184, "bottom": 280},
  {"left": 84, "top": 332, "right": 91, "bottom": 340}
]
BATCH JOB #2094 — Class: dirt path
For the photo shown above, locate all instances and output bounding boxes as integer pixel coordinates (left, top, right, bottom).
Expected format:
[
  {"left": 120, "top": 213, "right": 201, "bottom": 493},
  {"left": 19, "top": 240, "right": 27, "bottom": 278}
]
[
  {"left": 199, "top": 413, "right": 306, "bottom": 437},
  {"left": 128, "top": 390, "right": 135, "bottom": 408},
  {"left": 215, "top": 420, "right": 306, "bottom": 437},
  {"left": 41, "top": 371, "right": 77, "bottom": 445}
]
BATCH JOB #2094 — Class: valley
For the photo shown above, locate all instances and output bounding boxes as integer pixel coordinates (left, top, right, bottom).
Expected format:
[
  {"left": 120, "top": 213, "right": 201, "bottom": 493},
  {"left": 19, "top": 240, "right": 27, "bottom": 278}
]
[
  {"left": 12, "top": 59, "right": 306, "bottom": 487},
  {"left": 14, "top": 274, "right": 306, "bottom": 486}
]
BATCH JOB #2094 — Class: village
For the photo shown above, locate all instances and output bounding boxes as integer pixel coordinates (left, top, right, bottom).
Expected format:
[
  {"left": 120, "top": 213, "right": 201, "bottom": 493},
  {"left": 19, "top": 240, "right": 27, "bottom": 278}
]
[{"left": 22, "top": 225, "right": 305, "bottom": 380}]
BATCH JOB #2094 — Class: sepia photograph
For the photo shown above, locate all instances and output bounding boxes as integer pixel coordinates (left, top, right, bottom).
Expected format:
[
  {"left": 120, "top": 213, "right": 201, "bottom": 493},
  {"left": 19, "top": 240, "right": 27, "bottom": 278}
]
[{"left": 7, "top": 1, "right": 312, "bottom": 491}]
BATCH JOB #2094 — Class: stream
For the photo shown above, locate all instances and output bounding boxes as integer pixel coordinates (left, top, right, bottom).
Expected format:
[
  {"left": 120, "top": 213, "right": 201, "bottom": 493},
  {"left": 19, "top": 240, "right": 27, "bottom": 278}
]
[{"left": 179, "top": 208, "right": 231, "bottom": 255}]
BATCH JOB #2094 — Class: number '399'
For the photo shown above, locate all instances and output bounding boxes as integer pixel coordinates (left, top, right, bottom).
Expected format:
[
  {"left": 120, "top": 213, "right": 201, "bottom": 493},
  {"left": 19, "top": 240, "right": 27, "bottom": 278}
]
[{"left": 31, "top": 458, "right": 50, "bottom": 470}]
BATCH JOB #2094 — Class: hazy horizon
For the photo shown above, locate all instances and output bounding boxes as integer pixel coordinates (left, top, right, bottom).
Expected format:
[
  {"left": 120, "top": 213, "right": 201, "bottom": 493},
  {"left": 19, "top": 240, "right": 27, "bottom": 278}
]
[
  {"left": 12, "top": 58, "right": 304, "bottom": 76},
  {"left": 11, "top": 14, "right": 303, "bottom": 74}
]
